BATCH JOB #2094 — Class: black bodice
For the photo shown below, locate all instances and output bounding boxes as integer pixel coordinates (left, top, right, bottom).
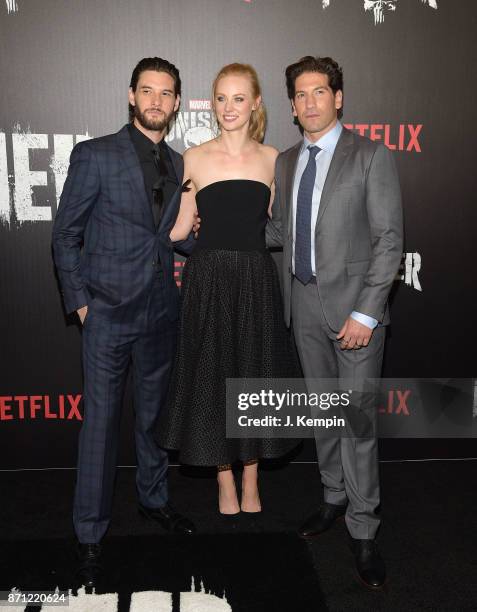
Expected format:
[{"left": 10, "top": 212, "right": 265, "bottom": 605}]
[{"left": 195, "top": 179, "right": 271, "bottom": 251}]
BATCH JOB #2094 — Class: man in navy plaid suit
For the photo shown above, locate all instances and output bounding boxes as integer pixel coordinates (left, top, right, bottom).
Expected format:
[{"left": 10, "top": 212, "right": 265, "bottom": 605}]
[{"left": 52, "top": 57, "right": 196, "bottom": 586}]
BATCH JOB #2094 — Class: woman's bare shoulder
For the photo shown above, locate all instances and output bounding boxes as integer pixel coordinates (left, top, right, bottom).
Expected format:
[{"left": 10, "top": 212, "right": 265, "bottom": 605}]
[
  {"left": 257, "top": 143, "right": 279, "bottom": 161},
  {"left": 185, "top": 139, "right": 219, "bottom": 163}
]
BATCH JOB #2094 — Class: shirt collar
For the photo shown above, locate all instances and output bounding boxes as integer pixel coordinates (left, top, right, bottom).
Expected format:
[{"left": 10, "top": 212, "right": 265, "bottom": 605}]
[
  {"left": 128, "top": 122, "right": 167, "bottom": 157},
  {"left": 302, "top": 121, "right": 343, "bottom": 156}
]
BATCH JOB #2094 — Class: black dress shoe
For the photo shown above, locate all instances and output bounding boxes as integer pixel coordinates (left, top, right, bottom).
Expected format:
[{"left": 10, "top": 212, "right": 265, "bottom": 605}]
[
  {"left": 76, "top": 543, "right": 102, "bottom": 588},
  {"left": 139, "top": 502, "right": 196, "bottom": 535},
  {"left": 298, "top": 503, "right": 347, "bottom": 538},
  {"left": 351, "top": 538, "right": 386, "bottom": 588}
]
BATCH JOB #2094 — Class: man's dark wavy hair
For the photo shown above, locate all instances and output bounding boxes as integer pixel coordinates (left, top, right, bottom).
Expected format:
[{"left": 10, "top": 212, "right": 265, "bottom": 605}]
[
  {"left": 285, "top": 56, "right": 343, "bottom": 120},
  {"left": 128, "top": 57, "right": 181, "bottom": 121}
]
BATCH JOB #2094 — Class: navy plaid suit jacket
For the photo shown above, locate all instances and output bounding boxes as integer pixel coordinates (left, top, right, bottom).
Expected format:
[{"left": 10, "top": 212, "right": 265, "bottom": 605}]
[{"left": 52, "top": 124, "right": 192, "bottom": 322}]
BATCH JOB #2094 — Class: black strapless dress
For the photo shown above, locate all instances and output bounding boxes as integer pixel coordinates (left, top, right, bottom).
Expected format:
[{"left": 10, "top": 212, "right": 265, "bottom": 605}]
[{"left": 158, "top": 180, "right": 299, "bottom": 465}]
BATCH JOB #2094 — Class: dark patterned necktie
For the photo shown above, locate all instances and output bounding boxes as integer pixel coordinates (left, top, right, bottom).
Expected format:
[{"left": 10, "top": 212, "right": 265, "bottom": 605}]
[
  {"left": 152, "top": 143, "right": 168, "bottom": 227},
  {"left": 295, "top": 145, "right": 320, "bottom": 284}
]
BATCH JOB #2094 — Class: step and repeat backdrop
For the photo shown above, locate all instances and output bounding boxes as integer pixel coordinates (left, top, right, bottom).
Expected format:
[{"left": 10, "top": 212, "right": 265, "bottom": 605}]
[{"left": 1, "top": 0, "right": 475, "bottom": 469}]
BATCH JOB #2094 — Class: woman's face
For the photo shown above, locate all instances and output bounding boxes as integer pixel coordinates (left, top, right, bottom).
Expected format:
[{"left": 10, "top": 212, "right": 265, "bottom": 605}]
[{"left": 214, "top": 74, "right": 260, "bottom": 134}]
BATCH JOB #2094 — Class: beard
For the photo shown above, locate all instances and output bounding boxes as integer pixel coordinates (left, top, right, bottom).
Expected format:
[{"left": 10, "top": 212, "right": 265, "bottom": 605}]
[{"left": 133, "top": 105, "right": 174, "bottom": 132}]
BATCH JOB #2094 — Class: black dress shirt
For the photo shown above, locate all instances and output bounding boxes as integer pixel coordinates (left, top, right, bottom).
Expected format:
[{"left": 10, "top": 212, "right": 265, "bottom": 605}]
[{"left": 127, "top": 123, "right": 178, "bottom": 225}]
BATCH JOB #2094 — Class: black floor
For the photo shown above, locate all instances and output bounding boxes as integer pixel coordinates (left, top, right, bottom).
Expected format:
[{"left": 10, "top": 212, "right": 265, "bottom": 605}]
[{"left": 1, "top": 461, "right": 477, "bottom": 611}]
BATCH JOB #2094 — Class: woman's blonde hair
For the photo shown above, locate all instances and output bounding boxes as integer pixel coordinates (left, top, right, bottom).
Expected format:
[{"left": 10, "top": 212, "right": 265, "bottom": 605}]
[{"left": 212, "top": 63, "right": 266, "bottom": 143}]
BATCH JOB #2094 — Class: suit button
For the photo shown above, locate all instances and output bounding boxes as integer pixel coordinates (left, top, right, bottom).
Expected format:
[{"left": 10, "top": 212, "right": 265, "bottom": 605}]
[{"left": 152, "top": 260, "right": 157, "bottom": 266}]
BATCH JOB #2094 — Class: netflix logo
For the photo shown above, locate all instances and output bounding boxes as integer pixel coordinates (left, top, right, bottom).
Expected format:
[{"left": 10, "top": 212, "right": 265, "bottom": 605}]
[
  {"left": 379, "top": 390, "right": 411, "bottom": 415},
  {"left": 343, "top": 123, "right": 422, "bottom": 152},
  {"left": 0, "top": 394, "right": 83, "bottom": 421},
  {"left": 174, "top": 260, "right": 186, "bottom": 287}
]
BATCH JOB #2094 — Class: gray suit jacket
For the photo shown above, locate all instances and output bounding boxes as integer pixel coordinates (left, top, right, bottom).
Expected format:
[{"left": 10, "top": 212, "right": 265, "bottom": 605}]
[{"left": 266, "top": 127, "right": 403, "bottom": 331}]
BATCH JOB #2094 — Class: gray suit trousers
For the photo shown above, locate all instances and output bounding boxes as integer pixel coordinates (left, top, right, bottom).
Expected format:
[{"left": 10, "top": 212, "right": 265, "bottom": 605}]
[{"left": 291, "top": 277, "right": 384, "bottom": 539}]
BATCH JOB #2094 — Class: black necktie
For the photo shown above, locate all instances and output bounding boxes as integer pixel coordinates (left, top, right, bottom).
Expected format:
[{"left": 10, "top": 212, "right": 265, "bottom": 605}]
[{"left": 151, "top": 144, "right": 167, "bottom": 227}]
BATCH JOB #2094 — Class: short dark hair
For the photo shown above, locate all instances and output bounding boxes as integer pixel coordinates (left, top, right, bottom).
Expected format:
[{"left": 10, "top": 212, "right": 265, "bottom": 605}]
[
  {"left": 285, "top": 56, "right": 343, "bottom": 119},
  {"left": 128, "top": 57, "right": 181, "bottom": 121}
]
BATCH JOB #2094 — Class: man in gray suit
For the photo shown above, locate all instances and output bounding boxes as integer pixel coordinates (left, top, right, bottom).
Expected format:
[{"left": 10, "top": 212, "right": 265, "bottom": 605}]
[{"left": 267, "top": 56, "right": 403, "bottom": 588}]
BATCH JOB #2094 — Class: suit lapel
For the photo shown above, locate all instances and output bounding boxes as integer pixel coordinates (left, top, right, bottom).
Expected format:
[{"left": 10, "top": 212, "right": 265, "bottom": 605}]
[
  {"left": 316, "top": 127, "right": 354, "bottom": 227},
  {"left": 117, "top": 125, "right": 155, "bottom": 229},
  {"left": 284, "top": 142, "right": 302, "bottom": 238}
]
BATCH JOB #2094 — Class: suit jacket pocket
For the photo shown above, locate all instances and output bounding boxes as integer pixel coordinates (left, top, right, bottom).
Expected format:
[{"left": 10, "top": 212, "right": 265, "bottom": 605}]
[
  {"left": 333, "top": 181, "right": 362, "bottom": 193},
  {"left": 346, "top": 259, "right": 370, "bottom": 276},
  {"left": 83, "top": 252, "right": 122, "bottom": 305}
]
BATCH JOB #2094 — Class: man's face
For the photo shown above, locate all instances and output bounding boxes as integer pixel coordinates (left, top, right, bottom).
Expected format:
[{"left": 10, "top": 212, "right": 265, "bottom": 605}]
[
  {"left": 291, "top": 71, "right": 342, "bottom": 141},
  {"left": 128, "top": 70, "right": 180, "bottom": 133}
]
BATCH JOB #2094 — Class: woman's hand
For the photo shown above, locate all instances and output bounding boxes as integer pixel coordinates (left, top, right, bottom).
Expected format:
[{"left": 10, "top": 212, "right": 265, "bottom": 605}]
[{"left": 192, "top": 211, "right": 201, "bottom": 238}]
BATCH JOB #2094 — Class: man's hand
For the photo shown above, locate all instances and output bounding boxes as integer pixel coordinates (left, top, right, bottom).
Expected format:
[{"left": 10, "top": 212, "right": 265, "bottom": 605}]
[
  {"left": 192, "top": 211, "right": 201, "bottom": 238},
  {"left": 336, "top": 317, "right": 373, "bottom": 350},
  {"left": 77, "top": 305, "right": 88, "bottom": 325}
]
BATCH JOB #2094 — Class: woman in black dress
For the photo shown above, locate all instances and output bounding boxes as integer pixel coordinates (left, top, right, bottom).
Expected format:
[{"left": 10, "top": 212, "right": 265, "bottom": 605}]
[{"left": 158, "top": 64, "right": 297, "bottom": 514}]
